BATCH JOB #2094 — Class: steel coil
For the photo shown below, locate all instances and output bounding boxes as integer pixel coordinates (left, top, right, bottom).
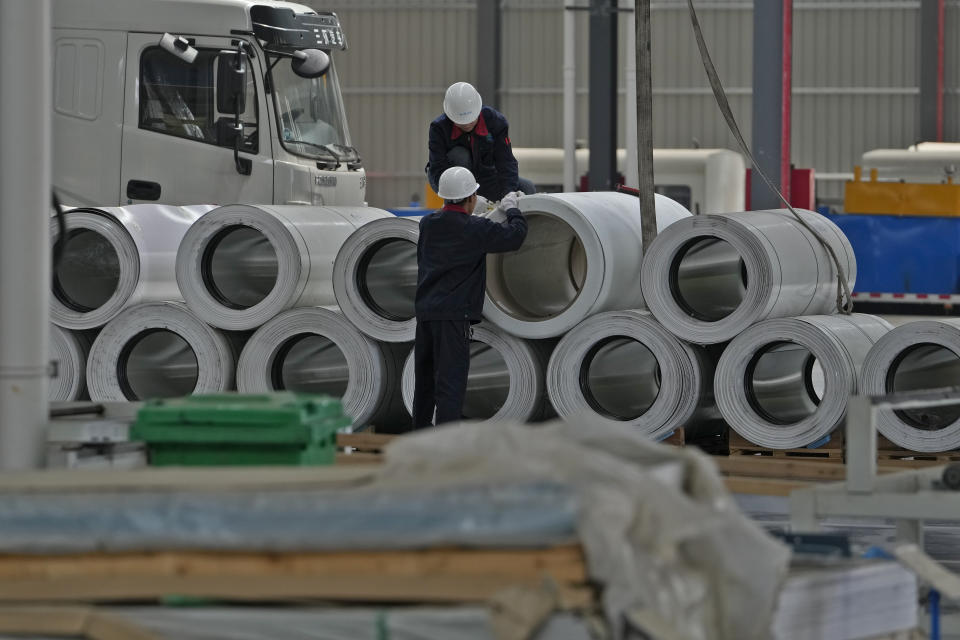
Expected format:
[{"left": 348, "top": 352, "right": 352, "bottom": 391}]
[
  {"left": 546, "top": 310, "right": 717, "bottom": 440},
  {"left": 715, "top": 314, "right": 892, "bottom": 449},
  {"left": 237, "top": 307, "right": 409, "bottom": 431},
  {"left": 49, "top": 324, "right": 95, "bottom": 401},
  {"left": 333, "top": 217, "right": 420, "bottom": 343},
  {"left": 86, "top": 302, "right": 235, "bottom": 401},
  {"left": 50, "top": 205, "right": 213, "bottom": 329},
  {"left": 176, "top": 204, "right": 390, "bottom": 331},
  {"left": 641, "top": 209, "right": 857, "bottom": 344},
  {"left": 481, "top": 192, "right": 692, "bottom": 339},
  {"left": 860, "top": 318, "right": 960, "bottom": 452},
  {"left": 400, "top": 322, "right": 555, "bottom": 424}
]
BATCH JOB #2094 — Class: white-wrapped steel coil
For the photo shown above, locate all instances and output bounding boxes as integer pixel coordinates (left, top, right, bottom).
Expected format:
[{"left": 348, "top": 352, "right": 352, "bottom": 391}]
[
  {"left": 176, "top": 204, "right": 391, "bottom": 331},
  {"left": 49, "top": 324, "right": 95, "bottom": 401},
  {"left": 481, "top": 192, "right": 692, "bottom": 339},
  {"left": 50, "top": 205, "right": 213, "bottom": 329},
  {"left": 401, "top": 322, "right": 555, "bottom": 424},
  {"left": 332, "top": 217, "right": 420, "bottom": 342},
  {"left": 640, "top": 209, "right": 857, "bottom": 344},
  {"left": 715, "top": 314, "right": 892, "bottom": 449},
  {"left": 860, "top": 319, "right": 960, "bottom": 452},
  {"left": 86, "top": 302, "right": 235, "bottom": 401},
  {"left": 237, "top": 307, "right": 409, "bottom": 431},
  {"left": 546, "top": 310, "right": 717, "bottom": 440}
]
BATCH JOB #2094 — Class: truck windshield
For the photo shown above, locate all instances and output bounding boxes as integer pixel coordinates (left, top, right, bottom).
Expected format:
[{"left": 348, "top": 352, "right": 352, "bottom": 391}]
[{"left": 272, "top": 59, "right": 353, "bottom": 158}]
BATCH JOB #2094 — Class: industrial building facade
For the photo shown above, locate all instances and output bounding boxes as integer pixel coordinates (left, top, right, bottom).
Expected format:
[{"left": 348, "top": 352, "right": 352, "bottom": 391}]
[{"left": 318, "top": 0, "right": 944, "bottom": 209}]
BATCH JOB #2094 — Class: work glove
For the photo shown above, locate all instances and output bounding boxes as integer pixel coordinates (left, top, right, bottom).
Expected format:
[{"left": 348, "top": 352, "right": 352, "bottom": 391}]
[
  {"left": 500, "top": 191, "right": 522, "bottom": 211},
  {"left": 472, "top": 195, "right": 494, "bottom": 216}
]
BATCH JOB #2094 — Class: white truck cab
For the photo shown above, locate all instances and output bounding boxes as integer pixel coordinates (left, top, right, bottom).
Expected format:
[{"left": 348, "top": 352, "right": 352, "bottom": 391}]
[{"left": 52, "top": 0, "right": 365, "bottom": 207}]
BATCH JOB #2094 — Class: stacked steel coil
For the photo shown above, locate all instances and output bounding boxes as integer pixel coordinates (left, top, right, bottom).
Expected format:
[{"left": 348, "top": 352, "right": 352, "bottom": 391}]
[
  {"left": 47, "top": 198, "right": 959, "bottom": 450},
  {"left": 860, "top": 319, "right": 960, "bottom": 452}
]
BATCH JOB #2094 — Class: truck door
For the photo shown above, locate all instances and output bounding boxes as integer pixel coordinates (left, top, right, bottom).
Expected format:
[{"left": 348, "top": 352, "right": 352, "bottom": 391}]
[{"left": 121, "top": 34, "right": 273, "bottom": 205}]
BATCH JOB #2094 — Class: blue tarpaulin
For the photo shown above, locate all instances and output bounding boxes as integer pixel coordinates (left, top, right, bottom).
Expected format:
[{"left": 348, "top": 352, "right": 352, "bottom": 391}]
[{"left": 820, "top": 212, "right": 960, "bottom": 294}]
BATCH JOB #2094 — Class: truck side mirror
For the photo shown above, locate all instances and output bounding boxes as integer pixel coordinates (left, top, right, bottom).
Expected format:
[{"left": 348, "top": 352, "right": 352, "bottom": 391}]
[
  {"left": 217, "top": 52, "right": 247, "bottom": 115},
  {"left": 291, "top": 49, "right": 330, "bottom": 78}
]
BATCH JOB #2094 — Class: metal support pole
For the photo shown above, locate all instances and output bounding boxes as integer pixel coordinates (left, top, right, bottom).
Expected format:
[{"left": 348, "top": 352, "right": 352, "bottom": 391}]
[
  {"left": 750, "top": 0, "right": 791, "bottom": 210},
  {"left": 845, "top": 395, "right": 877, "bottom": 494},
  {"left": 563, "top": 4, "right": 578, "bottom": 192},
  {"left": 635, "top": 0, "right": 657, "bottom": 250},
  {"left": 919, "top": 0, "right": 945, "bottom": 142},
  {"left": 476, "top": 0, "right": 501, "bottom": 109},
  {"left": 624, "top": 0, "right": 638, "bottom": 190},
  {"left": 588, "top": 0, "right": 618, "bottom": 191},
  {"left": 789, "top": 488, "right": 820, "bottom": 532},
  {"left": 0, "top": 0, "right": 52, "bottom": 469}
]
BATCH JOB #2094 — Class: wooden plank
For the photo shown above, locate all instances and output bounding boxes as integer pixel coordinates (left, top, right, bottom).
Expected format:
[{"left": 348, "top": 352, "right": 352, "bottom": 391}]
[
  {"left": 873, "top": 456, "right": 955, "bottom": 469},
  {"left": 715, "top": 456, "right": 846, "bottom": 481},
  {"left": 728, "top": 431, "right": 843, "bottom": 462},
  {"left": 723, "top": 476, "right": 811, "bottom": 496},
  {"left": 0, "top": 547, "right": 587, "bottom": 582},
  {"left": 337, "top": 433, "right": 398, "bottom": 451},
  {"left": 0, "top": 466, "right": 379, "bottom": 494},
  {"left": 0, "top": 547, "right": 591, "bottom": 607},
  {"left": 659, "top": 427, "right": 685, "bottom": 447},
  {"left": 335, "top": 451, "right": 383, "bottom": 465},
  {"left": 714, "top": 457, "right": 906, "bottom": 482}
]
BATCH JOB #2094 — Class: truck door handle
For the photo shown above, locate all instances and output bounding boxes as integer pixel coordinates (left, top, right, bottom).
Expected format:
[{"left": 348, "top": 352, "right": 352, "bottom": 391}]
[{"left": 127, "top": 180, "right": 162, "bottom": 201}]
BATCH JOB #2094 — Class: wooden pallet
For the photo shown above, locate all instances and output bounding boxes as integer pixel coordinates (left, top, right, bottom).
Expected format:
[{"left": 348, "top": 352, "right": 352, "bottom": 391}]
[
  {"left": 335, "top": 432, "right": 397, "bottom": 464},
  {"left": 875, "top": 435, "right": 960, "bottom": 467},
  {"left": 658, "top": 427, "right": 686, "bottom": 447},
  {"left": 657, "top": 427, "right": 732, "bottom": 457},
  {"left": 727, "top": 431, "right": 844, "bottom": 462},
  {"left": 0, "top": 546, "right": 592, "bottom": 608}
]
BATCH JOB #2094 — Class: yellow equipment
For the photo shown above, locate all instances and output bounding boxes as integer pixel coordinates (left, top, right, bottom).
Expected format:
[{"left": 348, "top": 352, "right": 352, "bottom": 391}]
[{"left": 845, "top": 166, "right": 960, "bottom": 217}]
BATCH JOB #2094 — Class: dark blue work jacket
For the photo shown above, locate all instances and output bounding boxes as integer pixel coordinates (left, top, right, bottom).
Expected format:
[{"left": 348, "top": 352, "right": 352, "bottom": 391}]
[
  {"left": 415, "top": 204, "right": 527, "bottom": 322},
  {"left": 426, "top": 107, "right": 519, "bottom": 201}
]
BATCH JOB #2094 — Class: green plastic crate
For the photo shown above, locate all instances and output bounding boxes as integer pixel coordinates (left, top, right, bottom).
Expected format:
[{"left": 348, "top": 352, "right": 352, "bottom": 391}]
[{"left": 131, "top": 392, "right": 349, "bottom": 466}]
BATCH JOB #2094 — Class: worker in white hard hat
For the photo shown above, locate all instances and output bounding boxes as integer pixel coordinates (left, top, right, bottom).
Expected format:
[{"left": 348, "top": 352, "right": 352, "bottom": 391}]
[
  {"left": 425, "top": 81, "right": 535, "bottom": 203},
  {"left": 411, "top": 166, "right": 527, "bottom": 430}
]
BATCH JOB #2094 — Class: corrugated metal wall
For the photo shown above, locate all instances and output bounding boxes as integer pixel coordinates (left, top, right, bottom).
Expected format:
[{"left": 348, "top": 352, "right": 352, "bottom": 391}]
[
  {"left": 317, "top": 0, "right": 476, "bottom": 207},
  {"left": 313, "top": 0, "right": 929, "bottom": 209}
]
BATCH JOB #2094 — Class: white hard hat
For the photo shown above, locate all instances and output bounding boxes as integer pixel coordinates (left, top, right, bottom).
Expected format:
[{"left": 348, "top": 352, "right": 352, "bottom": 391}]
[
  {"left": 443, "top": 82, "right": 482, "bottom": 125},
  {"left": 437, "top": 166, "right": 480, "bottom": 200}
]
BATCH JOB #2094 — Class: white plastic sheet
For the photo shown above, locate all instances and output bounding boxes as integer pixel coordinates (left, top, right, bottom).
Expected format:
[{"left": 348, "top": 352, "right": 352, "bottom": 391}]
[{"left": 380, "top": 419, "right": 791, "bottom": 640}]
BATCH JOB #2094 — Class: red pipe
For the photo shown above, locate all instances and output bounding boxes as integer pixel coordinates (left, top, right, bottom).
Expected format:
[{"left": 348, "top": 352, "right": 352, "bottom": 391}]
[
  {"left": 937, "top": 0, "right": 945, "bottom": 141},
  {"left": 781, "top": 0, "right": 792, "bottom": 203}
]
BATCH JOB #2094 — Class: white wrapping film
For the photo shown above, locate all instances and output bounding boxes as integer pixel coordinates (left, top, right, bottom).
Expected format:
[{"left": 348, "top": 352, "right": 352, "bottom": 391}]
[
  {"left": 860, "top": 318, "right": 960, "bottom": 452},
  {"left": 86, "top": 302, "right": 235, "bottom": 401},
  {"left": 381, "top": 419, "right": 791, "bottom": 640},
  {"left": 176, "top": 205, "right": 390, "bottom": 331},
  {"left": 715, "top": 314, "right": 892, "bottom": 449},
  {"left": 49, "top": 324, "right": 95, "bottom": 401},
  {"left": 50, "top": 205, "right": 213, "bottom": 329},
  {"left": 237, "top": 307, "right": 409, "bottom": 430},
  {"left": 481, "top": 192, "right": 691, "bottom": 339},
  {"left": 547, "top": 310, "right": 717, "bottom": 440},
  {"left": 640, "top": 209, "right": 857, "bottom": 344},
  {"left": 333, "top": 216, "right": 420, "bottom": 343},
  {"left": 401, "top": 322, "right": 555, "bottom": 424}
]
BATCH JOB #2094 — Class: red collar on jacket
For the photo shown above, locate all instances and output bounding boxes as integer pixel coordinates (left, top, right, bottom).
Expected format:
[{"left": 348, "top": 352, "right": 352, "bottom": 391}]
[
  {"left": 442, "top": 204, "right": 470, "bottom": 214},
  {"left": 450, "top": 112, "right": 489, "bottom": 140}
]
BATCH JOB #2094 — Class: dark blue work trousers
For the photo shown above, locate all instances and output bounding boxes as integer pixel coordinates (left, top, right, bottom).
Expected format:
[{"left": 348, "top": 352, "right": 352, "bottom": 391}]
[
  {"left": 444, "top": 146, "right": 536, "bottom": 196},
  {"left": 412, "top": 319, "right": 471, "bottom": 429}
]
